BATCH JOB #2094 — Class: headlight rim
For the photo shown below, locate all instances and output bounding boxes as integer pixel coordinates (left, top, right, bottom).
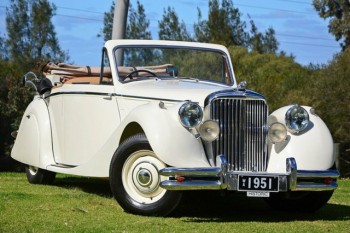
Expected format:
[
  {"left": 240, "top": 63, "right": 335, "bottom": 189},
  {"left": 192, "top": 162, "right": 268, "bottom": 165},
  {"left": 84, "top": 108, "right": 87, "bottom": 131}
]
[
  {"left": 178, "top": 101, "right": 203, "bottom": 128},
  {"left": 285, "top": 104, "right": 310, "bottom": 134}
]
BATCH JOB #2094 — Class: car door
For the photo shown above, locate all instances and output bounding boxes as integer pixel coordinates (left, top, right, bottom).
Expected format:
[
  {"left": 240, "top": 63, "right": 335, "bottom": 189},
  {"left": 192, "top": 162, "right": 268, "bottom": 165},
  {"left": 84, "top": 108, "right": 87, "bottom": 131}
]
[
  {"left": 47, "top": 51, "right": 120, "bottom": 166},
  {"left": 48, "top": 83, "right": 120, "bottom": 166}
]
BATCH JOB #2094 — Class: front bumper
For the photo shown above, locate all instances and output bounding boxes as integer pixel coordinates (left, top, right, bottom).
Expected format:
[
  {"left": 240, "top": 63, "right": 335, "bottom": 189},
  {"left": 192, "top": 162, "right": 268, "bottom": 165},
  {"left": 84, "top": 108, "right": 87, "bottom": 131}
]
[{"left": 159, "top": 157, "right": 339, "bottom": 192}]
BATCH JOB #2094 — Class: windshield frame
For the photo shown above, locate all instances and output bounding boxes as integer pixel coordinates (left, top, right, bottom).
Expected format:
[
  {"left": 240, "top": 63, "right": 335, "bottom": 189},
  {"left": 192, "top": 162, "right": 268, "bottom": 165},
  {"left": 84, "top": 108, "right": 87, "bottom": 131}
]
[{"left": 112, "top": 44, "right": 235, "bottom": 86}]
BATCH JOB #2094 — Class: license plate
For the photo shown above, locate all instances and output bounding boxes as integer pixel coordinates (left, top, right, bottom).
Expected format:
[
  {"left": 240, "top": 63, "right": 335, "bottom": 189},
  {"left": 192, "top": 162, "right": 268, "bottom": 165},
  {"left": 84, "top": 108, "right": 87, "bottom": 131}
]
[{"left": 238, "top": 175, "right": 279, "bottom": 192}]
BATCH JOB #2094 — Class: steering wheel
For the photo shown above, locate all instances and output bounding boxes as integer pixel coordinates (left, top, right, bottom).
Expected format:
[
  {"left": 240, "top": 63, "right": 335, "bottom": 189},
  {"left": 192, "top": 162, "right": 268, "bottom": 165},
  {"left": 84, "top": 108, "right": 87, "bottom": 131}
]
[{"left": 125, "top": 69, "right": 157, "bottom": 80}]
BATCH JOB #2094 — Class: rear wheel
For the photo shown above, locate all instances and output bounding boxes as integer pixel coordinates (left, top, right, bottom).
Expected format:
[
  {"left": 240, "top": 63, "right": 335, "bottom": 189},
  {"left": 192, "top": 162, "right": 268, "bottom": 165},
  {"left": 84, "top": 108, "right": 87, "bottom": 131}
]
[
  {"left": 109, "top": 133, "right": 182, "bottom": 216},
  {"left": 25, "top": 165, "right": 56, "bottom": 185},
  {"left": 264, "top": 191, "right": 334, "bottom": 212}
]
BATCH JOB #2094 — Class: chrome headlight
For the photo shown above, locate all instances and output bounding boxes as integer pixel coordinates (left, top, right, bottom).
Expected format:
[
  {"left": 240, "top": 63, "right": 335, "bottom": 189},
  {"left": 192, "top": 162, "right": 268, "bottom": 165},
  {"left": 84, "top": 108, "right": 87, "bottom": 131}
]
[
  {"left": 178, "top": 102, "right": 203, "bottom": 128},
  {"left": 268, "top": 122, "right": 287, "bottom": 143},
  {"left": 199, "top": 120, "right": 220, "bottom": 142},
  {"left": 285, "top": 105, "right": 309, "bottom": 133}
]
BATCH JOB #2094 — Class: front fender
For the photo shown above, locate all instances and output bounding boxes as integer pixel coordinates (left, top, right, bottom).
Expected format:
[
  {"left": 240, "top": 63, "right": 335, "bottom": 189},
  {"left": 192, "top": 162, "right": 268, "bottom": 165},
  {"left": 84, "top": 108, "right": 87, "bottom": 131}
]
[
  {"left": 119, "top": 101, "right": 210, "bottom": 168},
  {"left": 267, "top": 105, "right": 334, "bottom": 172},
  {"left": 11, "top": 96, "right": 55, "bottom": 168}
]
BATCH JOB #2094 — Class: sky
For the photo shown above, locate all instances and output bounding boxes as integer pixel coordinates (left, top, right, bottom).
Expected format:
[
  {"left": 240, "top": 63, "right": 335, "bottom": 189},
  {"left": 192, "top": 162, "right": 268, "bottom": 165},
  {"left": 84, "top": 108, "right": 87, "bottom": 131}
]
[{"left": 0, "top": 0, "right": 341, "bottom": 66}]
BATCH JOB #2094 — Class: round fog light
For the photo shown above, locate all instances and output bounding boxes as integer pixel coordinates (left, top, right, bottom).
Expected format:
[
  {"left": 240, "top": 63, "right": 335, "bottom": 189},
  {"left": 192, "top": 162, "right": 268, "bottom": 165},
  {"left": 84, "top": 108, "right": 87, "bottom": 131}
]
[
  {"left": 199, "top": 120, "right": 220, "bottom": 142},
  {"left": 268, "top": 122, "right": 287, "bottom": 144}
]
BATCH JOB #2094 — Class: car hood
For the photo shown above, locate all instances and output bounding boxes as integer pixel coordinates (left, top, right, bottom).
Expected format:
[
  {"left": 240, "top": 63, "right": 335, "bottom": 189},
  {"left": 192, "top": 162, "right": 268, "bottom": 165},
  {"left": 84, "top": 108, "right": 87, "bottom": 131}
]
[{"left": 119, "top": 79, "right": 234, "bottom": 106}]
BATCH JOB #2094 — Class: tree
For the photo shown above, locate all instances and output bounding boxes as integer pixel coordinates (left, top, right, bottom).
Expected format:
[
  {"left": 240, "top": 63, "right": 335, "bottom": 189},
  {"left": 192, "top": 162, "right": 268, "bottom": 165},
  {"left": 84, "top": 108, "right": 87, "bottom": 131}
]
[
  {"left": 229, "top": 46, "right": 311, "bottom": 111},
  {"left": 249, "top": 18, "right": 279, "bottom": 54},
  {"left": 309, "top": 49, "right": 350, "bottom": 143},
  {"left": 6, "top": 0, "right": 68, "bottom": 71},
  {"left": 313, "top": 0, "right": 350, "bottom": 50},
  {"left": 194, "top": 0, "right": 278, "bottom": 52},
  {"left": 158, "top": 6, "right": 191, "bottom": 41},
  {"left": 0, "top": 36, "right": 8, "bottom": 60},
  {"left": 262, "top": 28, "right": 279, "bottom": 54},
  {"left": 126, "top": 1, "right": 152, "bottom": 39},
  {"left": 207, "top": 0, "right": 249, "bottom": 47},
  {"left": 194, "top": 8, "right": 210, "bottom": 42},
  {"left": 194, "top": 0, "right": 250, "bottom": 47},
  {"left": 99, "top": 1, "right": 115, "bottom": 41},
  {"left": 0, "top": 60, "right": 31, "bottom": 171},
  {"left": 0, "top": 0, "right": 68, "bottom": 170},
  {"left": 99, "top": 1, "right": 152, "bottom": 41}
]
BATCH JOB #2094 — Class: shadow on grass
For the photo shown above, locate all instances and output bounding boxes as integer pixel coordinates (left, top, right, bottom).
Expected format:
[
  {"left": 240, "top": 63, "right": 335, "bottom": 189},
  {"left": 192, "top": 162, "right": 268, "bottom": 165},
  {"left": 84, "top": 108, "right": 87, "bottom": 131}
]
[
  {"left": 52, "top": 176, "right": 350, "bottom": 222},
  {"left": 173, "top": 191, "right": 350, "bottom": 222},
  {"left": 53, "top": 176, "right": 112, "bottom": 198}
]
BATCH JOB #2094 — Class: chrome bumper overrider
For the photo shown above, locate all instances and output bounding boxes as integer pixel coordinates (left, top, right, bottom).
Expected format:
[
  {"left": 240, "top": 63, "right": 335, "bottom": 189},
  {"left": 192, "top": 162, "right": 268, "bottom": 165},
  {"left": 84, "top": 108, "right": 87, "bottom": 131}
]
[{"left": 159, "top": 158, "right": 339, "bottom": 192}]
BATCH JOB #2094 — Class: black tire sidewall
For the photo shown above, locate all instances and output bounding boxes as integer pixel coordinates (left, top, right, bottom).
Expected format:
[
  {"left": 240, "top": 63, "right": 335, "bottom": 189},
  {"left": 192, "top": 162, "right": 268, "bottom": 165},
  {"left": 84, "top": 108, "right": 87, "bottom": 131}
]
[
  {"left": 25, "top": 166, "right": 56, "bottom": 185},
  {"left": 109, "top": 134, "right": 182, "bottom": 216}
]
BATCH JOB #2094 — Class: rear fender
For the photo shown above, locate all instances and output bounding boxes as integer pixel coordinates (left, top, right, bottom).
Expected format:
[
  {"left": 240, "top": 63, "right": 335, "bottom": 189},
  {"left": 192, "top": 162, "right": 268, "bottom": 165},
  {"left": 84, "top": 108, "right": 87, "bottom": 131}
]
[{"left": 11, "top": 96, "right": 54, "bottom": 168}]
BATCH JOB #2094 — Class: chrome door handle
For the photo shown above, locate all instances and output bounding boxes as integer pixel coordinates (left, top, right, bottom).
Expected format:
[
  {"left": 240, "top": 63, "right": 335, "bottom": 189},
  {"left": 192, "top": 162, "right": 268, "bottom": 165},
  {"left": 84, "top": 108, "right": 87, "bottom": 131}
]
[{"left": 103, "top": 93, "right": 113, "bottom": 100}]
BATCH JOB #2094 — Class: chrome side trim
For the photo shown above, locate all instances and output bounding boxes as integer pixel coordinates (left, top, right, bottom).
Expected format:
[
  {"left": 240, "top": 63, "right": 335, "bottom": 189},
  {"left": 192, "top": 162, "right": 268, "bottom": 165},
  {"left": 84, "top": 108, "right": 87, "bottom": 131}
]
[
  {"left": 119, "top": 94, "right": 185, "bottom": 103},
  {"left": 46, "top": 91, "right": 115, "bottom": 98},
  {"left": 46, "top": 91, "right": 185, "bottom": 103}
]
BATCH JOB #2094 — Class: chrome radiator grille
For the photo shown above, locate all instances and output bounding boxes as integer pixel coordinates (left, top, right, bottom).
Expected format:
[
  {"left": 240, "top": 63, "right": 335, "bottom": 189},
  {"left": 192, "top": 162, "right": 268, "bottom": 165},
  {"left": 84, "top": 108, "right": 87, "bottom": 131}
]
[{"left": 210, "top": 98, "right": 268, "bottom": 172}]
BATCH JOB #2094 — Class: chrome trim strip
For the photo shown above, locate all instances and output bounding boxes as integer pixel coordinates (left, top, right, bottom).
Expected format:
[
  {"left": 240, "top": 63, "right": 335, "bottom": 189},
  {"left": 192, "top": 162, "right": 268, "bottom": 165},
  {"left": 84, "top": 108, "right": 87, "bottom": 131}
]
[
  {"left": 49, "top": 163, "right": 76, "bottom": 168},
  {"left": 159, "top": 167, "right": 221, "bottom": 177},
  {"left": 294, "top": 182, "right": 338, "bottom": 191},
  {"left": 297, "top": 170, "right": 340, "bottom": 178},
  {"left": 46, "top": 91, "right": 185, "bottom": 103},
  {"left": 45, "top": 91, "right": 116, "bottom": 98},
  {"left": 160, "top": 180, "right": 223, "bottom": 190},
  {"left": 119, "top": 94, "right": 185, "bottom": 103}
]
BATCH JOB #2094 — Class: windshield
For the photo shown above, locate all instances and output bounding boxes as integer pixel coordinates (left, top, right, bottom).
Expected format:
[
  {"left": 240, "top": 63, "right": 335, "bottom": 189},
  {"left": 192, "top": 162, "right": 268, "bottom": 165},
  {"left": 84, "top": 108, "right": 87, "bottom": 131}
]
[{"left": 114, "top": 46, "right": 233, "bottom": 85}]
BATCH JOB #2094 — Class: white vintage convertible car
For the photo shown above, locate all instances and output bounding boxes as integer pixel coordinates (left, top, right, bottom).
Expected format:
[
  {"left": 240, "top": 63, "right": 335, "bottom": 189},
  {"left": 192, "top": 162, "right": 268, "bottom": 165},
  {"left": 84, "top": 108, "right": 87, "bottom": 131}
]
[{"left": 11, "top": 40, "right": 339, "bottom": 216}]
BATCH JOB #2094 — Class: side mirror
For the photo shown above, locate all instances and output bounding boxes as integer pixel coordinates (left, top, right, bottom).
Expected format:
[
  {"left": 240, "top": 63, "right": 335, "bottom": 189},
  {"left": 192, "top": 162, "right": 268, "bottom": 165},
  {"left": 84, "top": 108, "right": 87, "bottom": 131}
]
[{"left": 166, "top": 66, "right": 179, "bottom": 77}]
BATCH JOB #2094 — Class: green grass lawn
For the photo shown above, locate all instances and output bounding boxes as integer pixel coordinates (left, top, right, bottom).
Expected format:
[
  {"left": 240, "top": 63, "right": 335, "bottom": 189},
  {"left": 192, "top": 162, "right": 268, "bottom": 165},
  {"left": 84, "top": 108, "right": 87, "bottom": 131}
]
[{"left": 0, "top": 172, "right": 349, "bottom": 233}]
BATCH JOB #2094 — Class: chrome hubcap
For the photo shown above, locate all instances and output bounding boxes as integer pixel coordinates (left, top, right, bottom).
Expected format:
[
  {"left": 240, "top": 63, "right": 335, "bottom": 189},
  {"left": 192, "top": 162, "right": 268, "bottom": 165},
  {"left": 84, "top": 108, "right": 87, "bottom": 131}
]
[
  {"left": 132, "top": 162, "right": 160, "bottom": 194},
  {"left": 137, "top": 169, "right": 151, "bottom": 186}
]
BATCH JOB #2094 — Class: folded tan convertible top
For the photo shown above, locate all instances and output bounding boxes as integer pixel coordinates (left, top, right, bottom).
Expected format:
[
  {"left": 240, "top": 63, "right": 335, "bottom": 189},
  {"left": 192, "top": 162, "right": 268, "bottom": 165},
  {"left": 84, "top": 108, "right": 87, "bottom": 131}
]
[
  {"left": 42, "top": 62, "right": 110, "bottom": 79},
  {"left": 42, "top": 62, "right": 173, "bottom": 81}
]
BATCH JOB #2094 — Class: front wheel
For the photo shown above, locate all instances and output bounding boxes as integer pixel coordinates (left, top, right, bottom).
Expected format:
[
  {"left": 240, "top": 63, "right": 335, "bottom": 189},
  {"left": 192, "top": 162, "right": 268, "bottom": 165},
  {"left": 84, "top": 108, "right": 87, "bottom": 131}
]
[
  {"left": 25, "top": 165, "right": 56, "bottom": 185},
  {"left": 264, "top": 190, "right": 334, "bottom": 212},
  {"left": 109, "top": 134, "right": 182, "bottom": 216}
]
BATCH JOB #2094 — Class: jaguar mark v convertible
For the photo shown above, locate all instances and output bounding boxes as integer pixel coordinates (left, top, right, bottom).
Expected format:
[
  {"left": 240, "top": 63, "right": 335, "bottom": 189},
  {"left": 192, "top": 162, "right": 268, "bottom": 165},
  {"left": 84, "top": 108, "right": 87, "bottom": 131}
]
[{"left": 11, "top": 40, "right": 339, "bottom": 216}]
